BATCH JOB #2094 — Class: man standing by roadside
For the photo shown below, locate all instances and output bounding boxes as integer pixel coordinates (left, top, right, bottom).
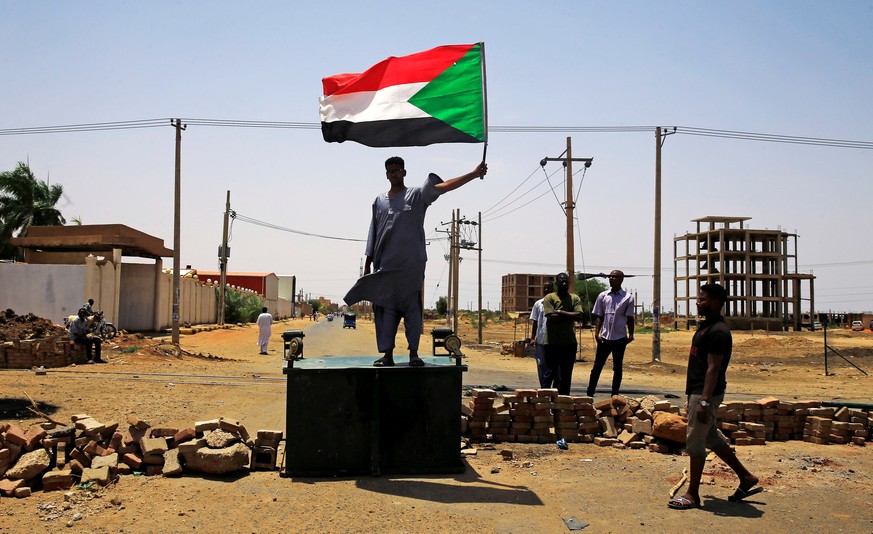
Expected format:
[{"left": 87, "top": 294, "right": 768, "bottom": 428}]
[
  {"left": 257, "top": 306, "right": 273, "bottom": 355},
  {"left": 543, "top": 272, "right": 583, "bottom": 395},
  {"left": 586, "top": 270, "right": 634, "bottom": 397},
  {"left": 667, "top": 282, "right": 761, "bottom": 509},
  {"left": 529, "top": 279, "right": 554, "bottom": 388}
]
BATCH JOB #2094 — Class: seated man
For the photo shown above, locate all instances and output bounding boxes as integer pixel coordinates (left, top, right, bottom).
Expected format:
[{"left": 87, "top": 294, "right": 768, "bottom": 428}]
[{"left": 69, "top": 307, "right": 104, "bottom": 364}]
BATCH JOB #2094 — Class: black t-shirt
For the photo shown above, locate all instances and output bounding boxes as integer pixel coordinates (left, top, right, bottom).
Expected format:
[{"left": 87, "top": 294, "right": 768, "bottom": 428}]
[{"left": 685, "top": 317, "right": 732, "bottom": 395}]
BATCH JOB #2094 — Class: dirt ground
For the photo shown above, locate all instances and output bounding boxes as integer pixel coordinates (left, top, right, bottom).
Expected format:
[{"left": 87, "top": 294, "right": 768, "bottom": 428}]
[{"left": 1, "top": 315, "right": 872, "bottom": 533}]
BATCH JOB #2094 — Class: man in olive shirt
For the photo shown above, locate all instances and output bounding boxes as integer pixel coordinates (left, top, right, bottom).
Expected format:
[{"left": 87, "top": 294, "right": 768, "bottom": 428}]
[{"left": 543, "top": 272, "right": 583, "bottom": 395}]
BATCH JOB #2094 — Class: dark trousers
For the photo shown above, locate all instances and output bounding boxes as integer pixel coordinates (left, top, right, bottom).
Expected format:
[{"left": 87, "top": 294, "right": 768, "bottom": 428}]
[
  {"left": 74, "top": 336, "right": 102, "bottom": 361},
  {"left": 587, "top": 338, "right": 628, "bottom": 396},
  {"left": 544, "top": 344, "right": 577, "bottom": 395}
]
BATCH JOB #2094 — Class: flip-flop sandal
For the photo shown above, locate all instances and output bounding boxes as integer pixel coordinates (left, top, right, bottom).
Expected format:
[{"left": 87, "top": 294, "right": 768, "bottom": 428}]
[
  {"left": 409, "top": 357, "right": 425, "bottom": 367},
  {"left": 667, "top": 496, "right": 700, "bottom": 510},
  {"left": 373, "top": 357, "right": 395, "bottom": 367},
  {"left": 728, "top": 485, "right": 764, "bottom": 502}
]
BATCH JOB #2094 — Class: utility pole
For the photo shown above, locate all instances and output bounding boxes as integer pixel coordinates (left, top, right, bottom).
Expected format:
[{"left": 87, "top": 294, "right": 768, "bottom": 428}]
[
  {"left": 541, "top": 137, "right": 593, "bottom": 291},
  {"left": 452, "top": 208, "right": 461, "bottom": 334},
  {"left": 652, "top": 126, "right": 676, "bottom": 362},
  {"left": 653, "top": 127, "right": 662, "bottom": 362},
  {"left": 171, "top": 118, "right": 186, "bottom": 346},
  {"left": 218, "top": 190, "right": 230, "bottom": 325},
  {"left": 436, "top": 219, "right": 453, "bottom": 325},
  {"left": 477, "top": 211, "right": 483, "bottom": 344}
]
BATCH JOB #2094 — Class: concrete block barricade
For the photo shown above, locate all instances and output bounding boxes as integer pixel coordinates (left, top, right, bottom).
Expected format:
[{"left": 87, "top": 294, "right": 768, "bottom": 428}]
[
  {"left": 0, "top": 414, "right": 285, "bottom": 498},
  {"left": 0, "top": 337, "right": 89, "bottom": 369},
  {"left": 458, "top": 390, "right": 871, "bottom": 451},
  {"left": 1, "top": 398, "right": 871, "bottom": 499}
]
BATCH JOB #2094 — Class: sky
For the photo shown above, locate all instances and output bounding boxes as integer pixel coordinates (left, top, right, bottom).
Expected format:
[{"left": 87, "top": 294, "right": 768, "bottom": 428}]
[{"left": 2, "top": 1, "right": 872, "bottom": 315}]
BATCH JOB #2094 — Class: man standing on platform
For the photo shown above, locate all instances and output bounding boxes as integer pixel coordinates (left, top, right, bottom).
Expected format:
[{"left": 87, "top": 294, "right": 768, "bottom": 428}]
[
  {"left": 344, "top": 156, "right": 487, "bottom": 367},
  {"left": 667, "top": 282, "right": 761, "bottom": 509},
  {"left": 586, "top": 270, "right": 635, "bottom": 397}
]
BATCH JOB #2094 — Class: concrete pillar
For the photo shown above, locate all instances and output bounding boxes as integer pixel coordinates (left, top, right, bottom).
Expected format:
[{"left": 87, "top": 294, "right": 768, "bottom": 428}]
[
  {"left": 153, "top": 259, "right": 163, "bottom": 331},
  {"left": 84, "top": 254, "right": 99, "bottom": 306},
  {"left": 112, "top": 248, "right": 122, "bottom": 327}
]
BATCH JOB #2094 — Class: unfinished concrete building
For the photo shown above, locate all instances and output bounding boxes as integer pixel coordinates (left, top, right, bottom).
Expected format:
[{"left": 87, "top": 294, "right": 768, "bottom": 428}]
[{"left": 674, "top": 216, "right": 815, "bottom": 331}]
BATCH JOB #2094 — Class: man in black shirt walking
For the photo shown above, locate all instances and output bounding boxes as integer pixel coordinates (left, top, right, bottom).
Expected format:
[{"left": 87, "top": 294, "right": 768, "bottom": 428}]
[{"left": 668, "top": 283, "right": 761, "bottom": 509}]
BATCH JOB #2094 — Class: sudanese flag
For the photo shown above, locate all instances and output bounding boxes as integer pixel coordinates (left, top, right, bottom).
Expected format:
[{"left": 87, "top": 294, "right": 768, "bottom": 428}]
[{"left": 319, "top": 43, "right": 486, "bottom": 147}]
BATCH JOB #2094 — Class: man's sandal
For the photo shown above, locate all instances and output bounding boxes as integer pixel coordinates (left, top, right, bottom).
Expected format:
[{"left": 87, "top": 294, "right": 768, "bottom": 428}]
[
  {"left": 728, "top": 485, "right": 764, "bottom": 502},
  {"left": 667, "top": 496, "right": 700, "bottom": 510}
]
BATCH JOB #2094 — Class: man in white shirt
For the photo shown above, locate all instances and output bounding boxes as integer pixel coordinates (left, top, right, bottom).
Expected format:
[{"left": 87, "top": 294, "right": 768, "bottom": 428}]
[
  {"left": 528, "top": 279, "right": 554, "bottom": 388},
  {"left": 586, "top": 270, "right": 635, "bottom": 397},
  {"left": 256, "top": 307, "right": 273, "bottom": 355}
]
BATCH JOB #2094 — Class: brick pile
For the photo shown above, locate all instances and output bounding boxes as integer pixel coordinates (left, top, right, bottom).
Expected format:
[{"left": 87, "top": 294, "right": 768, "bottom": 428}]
[
  {"left": 0, "top": 337, "right": 89, "bottom": 369},
  {"left": 461, "top": 389, "right": 872, "bottom": 452},
  {"left": 0, "top": 415, "right": 283, "bottom": 499}
]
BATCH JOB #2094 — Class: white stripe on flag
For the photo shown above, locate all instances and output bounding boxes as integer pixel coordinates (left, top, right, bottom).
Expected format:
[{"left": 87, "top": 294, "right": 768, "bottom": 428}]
[{"left": 319, "top": 82, "right": 429, "bottom": 123}]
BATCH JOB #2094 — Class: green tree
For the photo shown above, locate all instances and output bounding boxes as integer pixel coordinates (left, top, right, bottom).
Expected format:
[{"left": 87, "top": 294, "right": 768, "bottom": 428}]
[
  {"left": 435, "top": 296, "right": 448, "bottom": 316},
  {"left": 574, "top": 276, "right": 608, "bottom": 324},
  {"left": 221, "top": 288, "right": 265, "bottom": 323},
  {"left": 0, "top": 162, "right": 66, "bottom": 260},
  {"left": 307, "top": 299, "right": 323, "bottom": 314}
]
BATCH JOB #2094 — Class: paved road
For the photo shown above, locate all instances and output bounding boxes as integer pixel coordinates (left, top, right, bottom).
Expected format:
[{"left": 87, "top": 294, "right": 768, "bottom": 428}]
[{"left": 294, "top": 319, "right": 699, "bottom": 400}]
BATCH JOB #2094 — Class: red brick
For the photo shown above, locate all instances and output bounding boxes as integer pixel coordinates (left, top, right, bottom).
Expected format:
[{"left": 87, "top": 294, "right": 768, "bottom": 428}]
[
  {"left": 0, "top": 478, "right": 26, "bottom": 496},
  {"left": 173, "top": 428, "right": 197, "bottom": 444},
  {"left": 4, "top": 424, "right": 27, "bottom": 447},
  {"left": 69, "top": 448, "right": 92, "bottom": 467},
  {"left": 23, "top": 426, "right": 47, "bottom": 451},
  {"left": 122, "top": 453, "right": 142, "bottom": 469}
]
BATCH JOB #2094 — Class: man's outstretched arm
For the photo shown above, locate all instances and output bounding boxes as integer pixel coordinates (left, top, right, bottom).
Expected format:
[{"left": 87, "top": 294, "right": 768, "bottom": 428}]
[{"left": 435, "top": 162, "right": 487, "bottom": 193}]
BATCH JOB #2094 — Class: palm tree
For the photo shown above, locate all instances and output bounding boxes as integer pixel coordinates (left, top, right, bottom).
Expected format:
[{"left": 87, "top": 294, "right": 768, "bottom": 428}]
[{"left": 0, "top": 162, "right": 66, "bottom": 260}]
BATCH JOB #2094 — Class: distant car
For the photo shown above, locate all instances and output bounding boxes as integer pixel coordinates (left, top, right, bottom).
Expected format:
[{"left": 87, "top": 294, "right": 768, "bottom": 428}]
[{"left": 851, "top": 320, "right": 863, "bottom": 331}]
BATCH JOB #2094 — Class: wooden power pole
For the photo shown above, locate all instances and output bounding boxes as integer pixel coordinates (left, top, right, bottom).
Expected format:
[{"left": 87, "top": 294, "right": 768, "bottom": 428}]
[
  {"left": 541, "top": 137, "right": 593, "bottom": 289},
  {"left": 171, "top": 118, "right": 186, "bottom": 346},
  {"left": 652, "top": 126, "right": 676, "bottom": 362},
  {"left": 219, "top": 190, "right": 230, "bottom": 326},
  {"left": 477, "top": 211, "right": 483, "bottom": 344}
]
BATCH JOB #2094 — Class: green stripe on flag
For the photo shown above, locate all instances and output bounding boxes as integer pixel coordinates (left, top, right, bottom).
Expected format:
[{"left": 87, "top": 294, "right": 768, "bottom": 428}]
[{"left": 408, "top": 44, "right": 484, "bottom": 141}]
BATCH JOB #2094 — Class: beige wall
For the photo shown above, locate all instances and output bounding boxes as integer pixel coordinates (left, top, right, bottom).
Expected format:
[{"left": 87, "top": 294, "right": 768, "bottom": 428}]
[
  {"left": 1, "top": 256, "right": 230, "bottom": 331},
  {"left": 0, "top": 262, "right": 86, "bottom": 322}
]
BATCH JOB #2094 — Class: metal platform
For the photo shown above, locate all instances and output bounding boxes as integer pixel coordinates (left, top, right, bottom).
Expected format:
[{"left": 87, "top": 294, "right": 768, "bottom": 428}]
[{"left": 282, "top": 356, "right": 466, "bottom": 477}]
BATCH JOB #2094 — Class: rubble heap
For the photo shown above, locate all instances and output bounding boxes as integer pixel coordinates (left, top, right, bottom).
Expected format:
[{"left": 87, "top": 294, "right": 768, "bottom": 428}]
[
  {"left": 462, "top": 389, "right": 871, "bottom": 451},
  {"left": 0, "top": 415, "right": 283, "bottom": 499},
  {"left": 0, "top": 309, "right": 68, "bottom": 342}
]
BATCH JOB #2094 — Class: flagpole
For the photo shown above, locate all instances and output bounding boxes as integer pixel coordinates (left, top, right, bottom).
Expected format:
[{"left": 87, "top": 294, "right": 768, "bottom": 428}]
[{"left": 479, "top": 41, "right": 488, "bottom": 171}]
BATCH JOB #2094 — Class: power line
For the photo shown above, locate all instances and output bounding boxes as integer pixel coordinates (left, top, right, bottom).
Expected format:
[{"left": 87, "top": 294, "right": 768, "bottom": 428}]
[
  {"left": 481, "top": 165, "right": 541, "bottom": 215},
  {"left": 482, "top": 167, "right": 564, "bottom": 223},
  {"left": 231, "top": 211, "right": 365, "bottom": 242},
  {"left": 4, "top": 119, "right": 873, "bottom": 150},
  {"left": 0, "top": 119, "right": 168, "bottom": 135}
]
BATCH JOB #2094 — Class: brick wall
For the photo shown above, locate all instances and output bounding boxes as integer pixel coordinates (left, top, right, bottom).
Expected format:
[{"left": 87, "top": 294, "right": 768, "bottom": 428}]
[{"left": 0, "top": 337, "right": 89, "bottom": 369}]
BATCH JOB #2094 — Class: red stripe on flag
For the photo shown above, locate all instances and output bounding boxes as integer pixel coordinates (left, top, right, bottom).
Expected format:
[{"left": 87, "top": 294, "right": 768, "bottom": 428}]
[{"left": 322, "top": 44, "right": 477, "bottom": 97}]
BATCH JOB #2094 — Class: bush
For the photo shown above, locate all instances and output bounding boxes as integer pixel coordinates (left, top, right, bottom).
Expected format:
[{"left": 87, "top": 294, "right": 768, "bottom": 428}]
[{"left": 220, "top": 289, "right": 265, "bottom": 323}]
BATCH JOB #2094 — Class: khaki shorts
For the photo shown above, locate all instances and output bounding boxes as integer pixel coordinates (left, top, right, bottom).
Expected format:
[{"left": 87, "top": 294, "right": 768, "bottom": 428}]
[{"left": 685, "top": 393, "right": 729, "bottom": 457}]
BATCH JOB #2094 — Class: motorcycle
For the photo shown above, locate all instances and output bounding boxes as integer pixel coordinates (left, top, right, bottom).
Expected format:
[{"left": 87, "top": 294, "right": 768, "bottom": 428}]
[
  {"left": 90, "top": 310, "right": 118, "bottom": 340},
  {"left": 64, "top": 310, "right": 118, "bottom": 340}
]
